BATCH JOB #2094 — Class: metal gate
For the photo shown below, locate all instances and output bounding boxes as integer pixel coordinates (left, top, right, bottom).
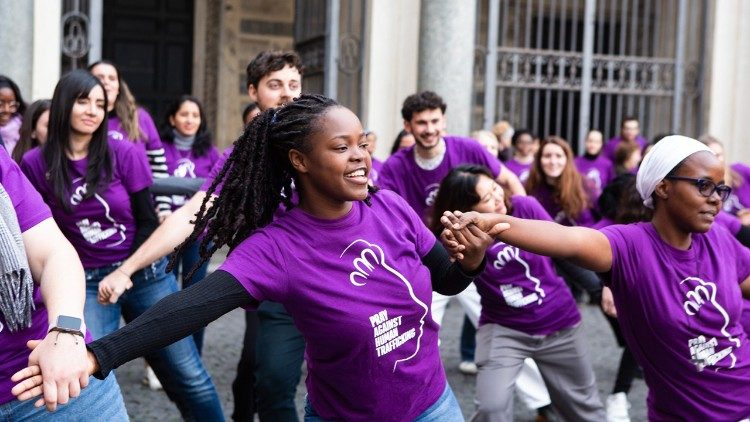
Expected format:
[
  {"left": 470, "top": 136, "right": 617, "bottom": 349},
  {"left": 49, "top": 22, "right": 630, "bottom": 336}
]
[
  {"left": 294, "top": 0, "right": 367, "bottom": 116},
  {"left": 474, "top": 0, "right": 707, "bottom": 153}
]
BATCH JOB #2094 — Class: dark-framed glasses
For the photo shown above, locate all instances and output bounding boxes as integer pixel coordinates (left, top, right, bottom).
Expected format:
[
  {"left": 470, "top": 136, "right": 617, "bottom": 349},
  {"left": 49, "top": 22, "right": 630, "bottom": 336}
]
[
  {"left": 0, "top": 101, "right": 20, "bottom": 111},
  {"left": 665, "top": 176, "right": 732, "bottom": 201}
]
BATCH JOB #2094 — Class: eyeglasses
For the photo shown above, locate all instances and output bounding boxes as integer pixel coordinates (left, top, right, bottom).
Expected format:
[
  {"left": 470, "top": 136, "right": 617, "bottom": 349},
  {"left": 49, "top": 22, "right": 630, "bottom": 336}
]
[
  {"left": 665, "top": 176, "right": 732, "bottom": 201},
  {"left": 0, "top": 101, "right": 20, "bottom": 111}
]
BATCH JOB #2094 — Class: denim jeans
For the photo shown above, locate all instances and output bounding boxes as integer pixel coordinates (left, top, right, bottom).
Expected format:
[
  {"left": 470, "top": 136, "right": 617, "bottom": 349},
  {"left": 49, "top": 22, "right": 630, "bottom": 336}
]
[
  {"left": 170, "top": 240, "right": 211, "bottom": 354},
  {"left": 84, "top": 257, "right": 224, "bottom": 421},
  {"left": 460, "top": 314, "right": 476, "bottom": 362},
  {"left": 303, "top": 383, "right": 464, "bottom": 421},
  {"left": 255, "top": 301, "right": 305, "bottom": 421},
  {"left": 0, "top": 374, "right": 128, "bottom": 421}
]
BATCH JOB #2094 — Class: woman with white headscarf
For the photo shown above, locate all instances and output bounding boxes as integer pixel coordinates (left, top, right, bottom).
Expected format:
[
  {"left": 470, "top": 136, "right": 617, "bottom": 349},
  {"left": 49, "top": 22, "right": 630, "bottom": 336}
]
[{"left": 440, "top": 135, "right": 750, "bottom": 420}]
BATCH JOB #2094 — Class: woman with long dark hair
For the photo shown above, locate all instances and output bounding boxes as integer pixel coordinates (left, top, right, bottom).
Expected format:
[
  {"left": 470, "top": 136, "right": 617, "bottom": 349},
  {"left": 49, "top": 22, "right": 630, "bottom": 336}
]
[
  {"left": 431, "top": 165, "right": 604, "bottom": 421},
  {"left": 19, "top": 70, "right": 223, "bottom": 420}
]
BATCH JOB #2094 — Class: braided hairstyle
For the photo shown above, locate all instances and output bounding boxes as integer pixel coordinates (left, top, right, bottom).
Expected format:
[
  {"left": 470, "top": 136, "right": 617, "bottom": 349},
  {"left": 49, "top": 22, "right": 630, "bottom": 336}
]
[{"left": 173, "top": 93, "right": 378, "bottom": 281}]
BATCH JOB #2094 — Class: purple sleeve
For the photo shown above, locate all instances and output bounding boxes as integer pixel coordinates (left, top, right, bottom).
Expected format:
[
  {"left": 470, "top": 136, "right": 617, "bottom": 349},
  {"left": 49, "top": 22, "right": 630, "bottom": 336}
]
[
  {"left": 117, "top": 142, "right": 153, "bottom": 193},
  {"left": 1, "top": 149, "right": 51, "bottom": 232},
  {"left": 375, "top": 156, "right": 401, "bottom": 193},
  {"left": 200, "top": 147, "right": 231, "bottom": 192},
  {"left": 138, "top": 108, "right": 163, "bottom": 151},
  {"left": 218, "top": 230, "right": 287, "bottom": 308},
  {"left": 511, "top": 195, "right": 553, "bottom": 222},
  {"left": 716, "top": 211, "right": 741, "bottom": 235},
  {"left": 599, "top": 225, "right": 636, "bottom": 288},
  {"left": 722, "top": 226, "right": 750, "bottom": 282},
  {"left": 471, "top": 141, "right": 502, "bottom": 178},
  {"left": 383, "top": 190, "right": 436, "bottom": 257}
]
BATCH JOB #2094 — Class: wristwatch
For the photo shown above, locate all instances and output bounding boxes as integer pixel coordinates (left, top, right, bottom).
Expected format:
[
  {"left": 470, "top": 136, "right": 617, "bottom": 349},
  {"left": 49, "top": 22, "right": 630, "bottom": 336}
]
[{"left": 48, "top": 315, "right": 85, "bottom": 338}]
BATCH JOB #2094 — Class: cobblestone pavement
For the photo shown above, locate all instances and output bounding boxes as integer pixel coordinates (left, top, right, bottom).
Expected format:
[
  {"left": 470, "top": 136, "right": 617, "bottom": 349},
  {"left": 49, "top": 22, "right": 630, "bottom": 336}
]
[{"left": 117, "top": 263, "right": 647, "bottom": 421}]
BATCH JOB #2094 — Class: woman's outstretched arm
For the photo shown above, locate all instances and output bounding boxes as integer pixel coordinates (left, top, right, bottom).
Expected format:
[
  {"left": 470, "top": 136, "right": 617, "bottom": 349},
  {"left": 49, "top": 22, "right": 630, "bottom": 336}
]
[
  {"left": 441, "top": 210, "right": 613, "bottom": 273},
  {"left": 13, "top": 270, "right": 252, "bottom": 398}
]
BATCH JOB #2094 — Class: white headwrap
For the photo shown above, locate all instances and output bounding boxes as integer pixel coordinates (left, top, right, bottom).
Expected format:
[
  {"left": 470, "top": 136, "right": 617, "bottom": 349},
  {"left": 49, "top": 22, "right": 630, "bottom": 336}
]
[{"left": 636, "top": 135, "right": 712, "bottom": 208}]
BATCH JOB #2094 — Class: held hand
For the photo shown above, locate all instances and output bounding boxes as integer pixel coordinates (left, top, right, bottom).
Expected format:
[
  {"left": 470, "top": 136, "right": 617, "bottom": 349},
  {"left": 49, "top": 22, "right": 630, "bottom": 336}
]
[
  {"left": 11, "top": 332, "right": 90, "bottom": 411},
  {"left": 441, "top": 210, "right": 510, "bottom": 238},
  {"left": 601, "top": 286, "right": 617, "bottom": 318},
  {"left": 448, "top": 224, "right": 496, "bottom": 273},
  {"left": 98, "top": 270, "right": 132, "bottom": 304},
  {"left": 440, "top": 229, "right": 465, "bottom": 261}
]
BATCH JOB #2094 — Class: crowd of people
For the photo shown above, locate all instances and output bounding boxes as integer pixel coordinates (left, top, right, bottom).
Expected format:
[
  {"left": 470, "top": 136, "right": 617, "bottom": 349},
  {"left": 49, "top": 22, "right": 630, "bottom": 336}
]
[{"left": 1, "top": 48, "right": 749, "bottom": 422}]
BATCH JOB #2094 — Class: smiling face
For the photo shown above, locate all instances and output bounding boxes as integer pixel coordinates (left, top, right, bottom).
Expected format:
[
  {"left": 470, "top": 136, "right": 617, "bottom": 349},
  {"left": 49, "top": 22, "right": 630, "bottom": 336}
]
[
  {"left": 291, "top": 106, "right": 371, "bottom": 208},
  {"left": 248, "top": 65, "right": 302, "bottom": 111},
  {"left": 540, "top": 142, "right": 567, "bottom": 180},
  {"left": 89, "top": 63, "right": 120, "bottom": 111},
  {"left": 0, "top": 87, "right": 18, "bottom": 125},
  {"left": 471, "top": 174, "right": 507, "bottom": 215},
  {"left": 659, "top": 151, "right": 725, "bottom": 233},
  {"left": 404, "top": 108, "right": 446, "bottom": 150},
  {"left": 170, "top": 100, "right": 201, "bottom": 137},
  {"left": 70, "top": 85, "right": 106, "bottom": 138}
]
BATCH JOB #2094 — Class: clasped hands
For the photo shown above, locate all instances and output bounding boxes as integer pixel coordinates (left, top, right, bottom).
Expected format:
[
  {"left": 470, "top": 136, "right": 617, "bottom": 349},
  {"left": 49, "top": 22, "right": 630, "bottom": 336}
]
[{"left": 439, "top": 210, "right": 509, "bottom": 271}]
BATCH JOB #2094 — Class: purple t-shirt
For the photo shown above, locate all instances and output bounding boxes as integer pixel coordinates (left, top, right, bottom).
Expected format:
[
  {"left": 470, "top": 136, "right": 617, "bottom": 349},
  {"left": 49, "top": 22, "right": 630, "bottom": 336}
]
[
  {"left": 601, "top": 222, "right": 750, "bottom": 420},
  {"left": 369, "top": 157, "right": 383, "bottom": 183},
  {"left": 574, "top": 155, "right": 616, "bottom": 202},
  {"left": 163, "top": 142, "right": 219, "bottom": 209},
  {"left": 723, "top": 163, "right": 750, "bottom": 215},
  {"left": 378, "top": 136, "right": 502, "bottom": 223},
  {"left": 504, "top": 158, "right": 531, "bottom": 183},
  {"left": 602, "top": 135, "right": 648, "bottom": 163},
  {"left": 220, "top": 191, "right": 445, "bottom": 421},
  {"left": 0, "top": 149, "right": 52, "bottom": 405},
  {"left": 107, "top": 108, "right": 163, "bottom": 158},
  {"left": 200, "top": 146, "right": 232, "bottom": 193},
  {"left": 529, "top": 182, "right": 597, "bottom": 227},
  {"left": 476, "top": 196, "right": 580, "bottom": 334},
  {"left": 21, "top": 140, "right": 152, "bottom": 269}
]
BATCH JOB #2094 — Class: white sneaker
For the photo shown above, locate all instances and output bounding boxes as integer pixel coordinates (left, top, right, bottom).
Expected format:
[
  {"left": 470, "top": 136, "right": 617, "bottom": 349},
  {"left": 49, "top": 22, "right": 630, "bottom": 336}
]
[
  {"left": 142, "top": 366, "right": 163, "bottom": 391},
  {"left": 458, "top": 361, "right": 478, "bottom": 375},
  {"left": 605, "top": 392, "right": 631, "bottom": 422}
]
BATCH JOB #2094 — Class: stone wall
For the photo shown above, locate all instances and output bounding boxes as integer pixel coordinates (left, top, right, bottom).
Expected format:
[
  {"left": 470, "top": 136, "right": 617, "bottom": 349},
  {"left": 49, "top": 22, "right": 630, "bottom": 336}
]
[{"left": 196, "top": 0, "right": 295, "bottom": 150}]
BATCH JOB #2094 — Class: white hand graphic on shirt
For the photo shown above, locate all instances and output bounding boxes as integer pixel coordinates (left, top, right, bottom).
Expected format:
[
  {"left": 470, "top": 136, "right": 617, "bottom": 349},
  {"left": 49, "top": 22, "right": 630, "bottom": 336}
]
[
  {"left": 424, "top": 183, "right": 440, "bottom": 207},
  {"left": 681, "top": 276, "right": 740, "bottom": 370},
  {"left": 492, "top": 244, "right": 545, "bottom": 306},
  {"left": 342, "top": 239, "right": 429, "bottom": 372},
  {"left": 70, "top": 178, "right": 127, "bottom": 246}
]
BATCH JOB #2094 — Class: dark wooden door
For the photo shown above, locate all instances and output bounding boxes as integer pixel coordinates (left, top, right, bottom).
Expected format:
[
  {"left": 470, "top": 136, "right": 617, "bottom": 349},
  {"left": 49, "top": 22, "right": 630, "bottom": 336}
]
[{"left": 103, "top": 0, "right": 194, "bottom": 125}]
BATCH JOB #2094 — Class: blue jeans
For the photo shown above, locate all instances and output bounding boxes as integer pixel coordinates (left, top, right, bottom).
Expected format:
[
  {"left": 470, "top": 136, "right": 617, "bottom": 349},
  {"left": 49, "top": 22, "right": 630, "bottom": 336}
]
[
  {"left": 0, "top": 374, "right": 128, "bottom": 421},
  {"left": 460, "top": 314, "right": 476, "bottom": 362},
  {"left": 84, "top": 257, "right": 224, "bottom": 421},
  {"left": 170, "top": 240, "right": 210, "bottom": 354},
  {"left": 255, "top": 301, "right": 305, "bottom": 421},
  {"left": 303, "top": 383, "right": 464, "bottom": 421}
]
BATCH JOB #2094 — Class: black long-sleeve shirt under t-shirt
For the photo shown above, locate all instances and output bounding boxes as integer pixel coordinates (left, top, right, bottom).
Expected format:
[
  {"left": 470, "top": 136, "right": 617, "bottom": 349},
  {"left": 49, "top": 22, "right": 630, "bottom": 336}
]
[{"left": 88, "top": 241, "right": 485, "bottom": 378}]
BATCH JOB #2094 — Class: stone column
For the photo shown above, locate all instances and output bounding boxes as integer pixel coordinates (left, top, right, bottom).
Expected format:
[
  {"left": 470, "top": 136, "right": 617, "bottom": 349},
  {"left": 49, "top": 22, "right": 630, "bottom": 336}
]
[
  {"left": 0, "top": 0, "right": 34, "bottom": 98},
  {"left": 418, "top": 0, "right": 477, "bottom": 136}
]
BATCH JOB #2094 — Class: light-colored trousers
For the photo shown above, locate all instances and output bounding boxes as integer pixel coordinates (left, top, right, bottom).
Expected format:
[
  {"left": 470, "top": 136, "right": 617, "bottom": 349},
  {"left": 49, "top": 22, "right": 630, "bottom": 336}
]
[{"left": 431, "top": 285, "right": 552, "bottom": 410}]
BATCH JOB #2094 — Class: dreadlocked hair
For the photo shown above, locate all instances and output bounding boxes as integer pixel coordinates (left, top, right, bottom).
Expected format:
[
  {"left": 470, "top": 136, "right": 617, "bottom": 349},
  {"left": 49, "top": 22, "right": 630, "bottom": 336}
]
[{"left": 171, "top": 93, "right": 378, "bottom": 282}]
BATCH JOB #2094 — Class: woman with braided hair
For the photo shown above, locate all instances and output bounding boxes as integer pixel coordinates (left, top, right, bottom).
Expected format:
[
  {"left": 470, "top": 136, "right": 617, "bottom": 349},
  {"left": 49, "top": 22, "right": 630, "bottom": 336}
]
[{"left": 14, "top": 94, "right": 501, "bottom": 421}]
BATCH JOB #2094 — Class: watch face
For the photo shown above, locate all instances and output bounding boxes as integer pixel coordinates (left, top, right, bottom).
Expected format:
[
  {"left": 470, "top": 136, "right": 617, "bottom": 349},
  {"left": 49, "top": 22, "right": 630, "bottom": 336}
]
[{"left": 57, "top": 315, "right": 82, "bottom": 330}]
